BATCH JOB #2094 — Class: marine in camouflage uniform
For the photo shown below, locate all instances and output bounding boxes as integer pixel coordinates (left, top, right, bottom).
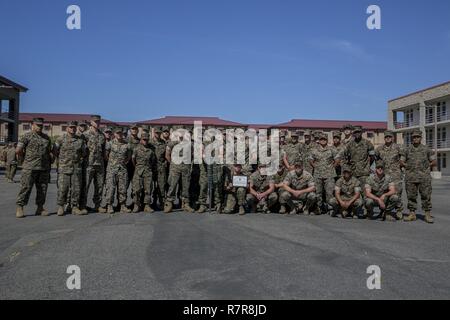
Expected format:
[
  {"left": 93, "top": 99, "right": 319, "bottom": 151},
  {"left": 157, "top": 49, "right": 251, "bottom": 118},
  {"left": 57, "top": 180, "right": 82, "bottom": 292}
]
[
  {"left": 329, "top": 165, "right": 363, "bottom": 218},
  {"left": 282, "top": 131, "right": 302, "bottom": 171},
  {"left": 247, "top": 163, "right": 276, "bottom": 213},
  {"left": 77, "top": 121, "right": 89, "bottom": 213},
  {"left": 364, "top": 161, "right": 401, "bottom": 221},
  {"left": 54, "top": 121, "right": 87, "bottom": 216},
  {"left": 331, "top": 131, "right": 345, "bottom": 180},
  {"left": 3, "top": 142, "right": 18, "bottom": 183},
  {"left": 223, "top": 163, "right": 247, "bottom": 215},
  {"left": 131, "top": 132, "right": 157, "bottom": 213},
  {"left": 401, "top": 130, "right": 436, "bottom": 223},
  {"left": 84, "top": 115, "right": 106, "bottom": 212},
  {"left": 342, "top": 124, "right": 354, "bottom": 146},
  {"left": 104, "top": 128, "right": 132, "bottom": 214},
  {"left": 16, "top": 118, "right": 53, "bottom": 218},
  {"left": 301, "top": 130, "right": 315, "bottom": 174},
  {"left": 309, "top": 133, "right": 339, "bottom": 214},
  {"left": 164, "top": 130, "right": 195, "bottom": 213},
  {"left": 375, "top": 130, "right": 404, "bottom": 219},
  {"left": 151, "top": 126, "right": 169, "bottom": 210},
  {"left": 271, "top": 162, "right": 288, "bottom": 213},
  {"left": 279, "top": 159, "right": 318, "bottom": 215},
  {"left": 127, "top": 124, "right": 140, "bottom": 188},
  {"left": 343, "top": 126, "right": 375, "bottom": 195}
]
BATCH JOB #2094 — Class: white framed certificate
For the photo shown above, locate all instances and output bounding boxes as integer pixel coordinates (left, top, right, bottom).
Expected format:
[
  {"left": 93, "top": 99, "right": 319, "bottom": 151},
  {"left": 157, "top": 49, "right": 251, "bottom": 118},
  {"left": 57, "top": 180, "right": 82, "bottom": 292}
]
[{"left": 232, "top": 175, "right": 248, "bottom": 188}]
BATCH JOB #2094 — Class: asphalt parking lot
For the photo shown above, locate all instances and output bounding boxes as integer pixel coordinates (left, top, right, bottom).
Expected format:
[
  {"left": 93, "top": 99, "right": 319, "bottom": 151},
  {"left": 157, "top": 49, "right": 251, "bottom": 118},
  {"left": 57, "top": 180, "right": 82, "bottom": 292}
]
[{"left": 0, "top": 170, "right": 449, "bottom": 300}]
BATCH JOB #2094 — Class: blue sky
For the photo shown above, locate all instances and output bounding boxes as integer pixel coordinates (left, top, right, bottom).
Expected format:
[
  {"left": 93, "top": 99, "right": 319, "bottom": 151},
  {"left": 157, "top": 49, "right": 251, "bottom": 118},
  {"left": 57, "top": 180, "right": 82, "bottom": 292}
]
[{"left": 1, "top": 0, "right": 449, "bottom": 124}]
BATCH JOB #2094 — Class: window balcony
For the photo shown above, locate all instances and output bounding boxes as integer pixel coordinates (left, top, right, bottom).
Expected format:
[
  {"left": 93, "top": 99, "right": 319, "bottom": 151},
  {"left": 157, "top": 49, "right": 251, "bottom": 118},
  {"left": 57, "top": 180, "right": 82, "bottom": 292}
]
[
  {"left": 427, "top": 139, "right": 450, "bottom": 149},
  {"left": 394, "top": 120, "right": 419, "bottom": 129},
  {"left": 426, "top": 113, "right": 450, "bottom": 124}
]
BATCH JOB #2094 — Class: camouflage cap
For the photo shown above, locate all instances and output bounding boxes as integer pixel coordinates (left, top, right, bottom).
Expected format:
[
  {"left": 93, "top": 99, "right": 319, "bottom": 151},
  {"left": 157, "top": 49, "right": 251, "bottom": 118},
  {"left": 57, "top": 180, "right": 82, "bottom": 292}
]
[
  {"left": 342, "top": 164, "right": 352, "bottom": 173},
  {"left": 319, "top": 133, "right": 328, "bottom": 140},
  {"left": 141, "top": 132, "right": 150, "bottom": 139},
  {"left": 290, "top": 130, "right": 299, "bottom": 137},
  {"left": 78, "top": 121, "right": 88, "bottom": 127},
  {"left": 375, "top": 160, "right": 385, "bottom": 168},
  {"left": 67, "top": 120, "right": 78, "bottom": 127},
  {"left": 130, "top": 123, "right": 139, "bottom": 129},
  {"left": 91, "top": 115, "right": 101, "bottom": 121},
  {"left": 303, "top": 130, "right": 312, "bottom": 136},
  {"left": 384, "top": 130, "right": 394, "bottom": 137},
  {"left": 293, "top": 158, "right": 304, "bottom": 167},
  {"left": 412, "top": 130, "right": 422, "bottom": 137},
  {"left": 343, "top": 124, "right": 354, "bottom": 130},
  {"left": 332, "top": 131, "right": 342, "bottom": 138},
  {"left": 353, "top": 125, "right": 363, "bottom": 133},
  {"left": 32, "top": 117, "right": 44, "bottom": 125},
  {"left": 161, "top": 126, "right": 170, "bottom": 132},
  {"left": 313, "top": 131, "right": 322, "bottom": 138},
  {"left": 103, "top": 127, "right": 112, "bottom": 133},
  {"left": 153, "top": 126, "right": 162, "bottom": 133},
  {"left": 114, "top": 127, "right": 124, "bottom": 134}
]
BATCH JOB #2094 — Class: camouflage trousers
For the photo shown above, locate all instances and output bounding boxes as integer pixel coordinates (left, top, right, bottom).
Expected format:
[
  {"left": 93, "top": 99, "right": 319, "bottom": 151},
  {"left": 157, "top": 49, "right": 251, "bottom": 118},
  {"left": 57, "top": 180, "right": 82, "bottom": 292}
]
[
  {"left": 16, "top": 169, "right": 50, "bottom": 206},
  {"left": 197, "top": 164, "right": 223, "bottom": 206},
  {"left": 166, "top": 164, "right": 191, "bottom": 203},
  {"left": 279, "top": 190, "right": 317, "bottom": 211},
  {"left": 405, "top": 179, "right": 432, "bottom": 212},
  {"left": 315, "top": 177, "right": 335, "bottom": 209},
  {"left": 365, "top": 195, "right": 401, "bottom": 213},
  {"left": 357, "top": 175, "right": 369, "bottom": 198},
  {"left": 132, "top": 170, "right": 153, "bottom": 206},
  {"left": 394, "top": 180, "right": 404, "bottom": 212},
  {"left": 223, "top": 187, "right": 247, "bottom": 212},
  {"left": 57, "top": 169, "right": 82, "bottom": 207},
  {"left": 79, "top": 163, "right": 88, "bottom": 209},
  {"left": 105, "top": 166, "right": 128, "bottom": 205},
  {"left": 5, "top": 163, "right": 17, "bottom": 180},
  {"left": 246, "top": 192, "right": 278, "bottom": 212},
  {"left": 86, "top": 165, "right": 105, "bottom": 207},
  {"left": 154, "top": 163, "right": 168, "bottom": 204},
  {"left": 329, "top": 197, "right": 363, "bottom": 215}
]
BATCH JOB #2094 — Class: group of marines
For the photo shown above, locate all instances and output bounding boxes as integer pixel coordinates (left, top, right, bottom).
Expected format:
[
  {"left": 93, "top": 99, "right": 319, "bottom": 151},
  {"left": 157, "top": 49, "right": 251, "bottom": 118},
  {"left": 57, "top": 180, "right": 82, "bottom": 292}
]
[{"left": 11, "top": 116, "right": 436, "bottom": 223}]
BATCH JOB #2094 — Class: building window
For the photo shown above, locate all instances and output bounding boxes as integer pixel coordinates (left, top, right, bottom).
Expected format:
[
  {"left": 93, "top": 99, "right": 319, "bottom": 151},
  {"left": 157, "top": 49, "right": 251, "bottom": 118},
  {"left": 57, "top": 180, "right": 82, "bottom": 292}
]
[
  {"left": 23, "top": 124, "right": 31, "bottom": 131},
  {"left": 438, "top": 153, "right": 447, "bottom": 170},
  {"left": 366, "top": 132, "right": 374, "bottom": 138},
  {"left": 61, "top": 126, "right": 67, "bottom": 132}
]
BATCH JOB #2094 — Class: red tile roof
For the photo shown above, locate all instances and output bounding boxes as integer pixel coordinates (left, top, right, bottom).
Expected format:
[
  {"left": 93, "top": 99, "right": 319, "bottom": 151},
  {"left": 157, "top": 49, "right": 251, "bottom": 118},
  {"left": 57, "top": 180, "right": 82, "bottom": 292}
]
[
  {"left": 19, "top": 113, "right": 117, "bottom": 125},
  {"left": 138, "top": 116, "right": 244, "bottom": 127},
  {"left": 277, "top": 119, "right": 387, "bottom": 131}
]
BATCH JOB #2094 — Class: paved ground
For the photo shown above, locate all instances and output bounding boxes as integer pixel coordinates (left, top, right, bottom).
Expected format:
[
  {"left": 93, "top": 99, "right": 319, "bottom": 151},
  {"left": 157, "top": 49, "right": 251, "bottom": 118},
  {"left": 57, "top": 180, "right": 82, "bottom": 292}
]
[{"left": 0, "top": 170, "right": 449, "bottom": 300}]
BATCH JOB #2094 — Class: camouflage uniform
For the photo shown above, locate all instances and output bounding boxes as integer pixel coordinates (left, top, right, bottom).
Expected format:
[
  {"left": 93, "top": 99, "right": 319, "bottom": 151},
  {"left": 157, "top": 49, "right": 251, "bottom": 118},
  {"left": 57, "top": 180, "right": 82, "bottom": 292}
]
[
  {"left": 152, "top": 133, "right": 169, "bottom": 207},
  {"left": 54, "top": 133, "right": 87, "bottom": 209},
  {"left": 84, "top": 129, "right": 106, "bottom": 209},
  {"left": 364, "top": 173, "right": 401, "bottom": 215},
  {"left": 105, "top": 138, "right": 132, "bottom": 206},
  {"left": 223, "top": 166, "right": 247, "bottom": 213},
  {"left": 329, "top": 175, "right": 363, "bottom": 217},
  {"left": 77, "top": 125, "right": 89, "bottom": 210},
  {"left": 280, "top": 170, "right": 317, "bottom": 213},
  {"left": 127, "top": 132, "right": 140, "bottom": 187},
  {"left": 375, "top": 137, "right": 404, "bottom": 212},
  {"left": 310, "top": 143, "right": 339, "bottom": 211},
  {"left": 331, "top": 131, "right": 345, "bottom": 179},
  {"left": 401, "top": 142, "right": 435, "bottom": 213},
  {"left": 284, "top": 141, "right": 302, "bottom": 169},
  {"left": 132, "top": 142, "right": 157, "bottom": 208},
  {"left": 343, "top": 136, "right": 375, "bottom": 188},
  {"left": 16, "top": 131, "right": 52, "bottom": 208},
  {"left": 4, "top": 145, "right": 18, "bottom": 182},
  {"left": 302, "top": 142, "right": 315, "bottom": 174},
  {"left": 247, "top": 170, "right": 277, "bottom": 212}
]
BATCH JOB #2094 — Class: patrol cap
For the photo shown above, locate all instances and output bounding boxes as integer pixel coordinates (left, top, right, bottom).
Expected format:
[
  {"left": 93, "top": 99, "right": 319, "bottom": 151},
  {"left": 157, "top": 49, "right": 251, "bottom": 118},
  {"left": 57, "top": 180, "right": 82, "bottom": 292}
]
[
  {"left": 313, "top": 131, "right": 322, "bottom": 138},
  {"left": 290, "top": 131, "right": 299, "bottom": 137},
  {"left": 154, "top": 126, "right": 162, "bottom": 133},
  {"left": 114, "top": 127, "right": 124, "bottom": 134},
  {"left": 67, "top": 120, "right": 78, "bottom": 127},
  {"left": 91, "top": 115, "right": 101, "bottom": 121},
  {"left": 32, "top": 118, "right": 44, "bottom": 125},
  {"left": 293, "top": 158, "right": 304, "bottom": 167},
  {"left": 141, "top": 132, "right": 150, "bottom": 140},
  {"left": 279, "top": 131, "right": 286, "bottom": 137},
  {"left": 353, "top": 125, "right": 363, "bottom": 133},
  {"left": 342, "top": 164, "right": 352, "bottom": 173},
  {"left": 303, "top": 130, "right": 312, "bottom": 136},
  {"left": 78, "top": 121, "right": 88, "bottom": 127},
  {"left": 161, "top": 126, "right": 170, "bottom": 132},
  {"left": 332, "top": 131, "right": 342, "bottom": 138},
  {"left": 412, "top": 130, "right": 422, "bottom": 137},
  {"left": 319, "top": 133, "right": 328, "bottom": 140},
  {"left": 343, "top": 124, "right": 354, "bottom": 130},
  {"left": 384, "top": 130, "right": 394, "bottom": 138},
  {"left": 130, "top": 123, "right": 139, "bottom": 129},
  {"left": 103, "top": 127, "right": 112, "bottom": 133},
  {"left": 375, "top": 160, "right": 385, "bottom": 169}
]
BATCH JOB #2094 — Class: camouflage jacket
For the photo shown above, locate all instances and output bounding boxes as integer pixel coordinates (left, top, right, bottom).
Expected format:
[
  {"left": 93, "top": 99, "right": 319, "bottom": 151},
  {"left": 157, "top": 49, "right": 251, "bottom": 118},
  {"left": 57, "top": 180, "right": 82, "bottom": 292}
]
[
  {"left": 84, "top": 129, "right": 106, "bottom": 167},
  {"left": 271, "top": 169, "right": 287, "bottom": 187},
  {"left": 283, "top": 170, "right": 315, "bottom": 191},
  {"left": 301, "top": 142, "right": 315, "bottom": 173},
  {"left": 106, "top": 139, "right": 132, "bottom": 170},
  {"left": 310, "top": 145, "right": 339, "bottom": 179},
  {"left": 4, "top": 147, "right": 18, "bottom": 165},
  {"left": 54, "top": 133, "right": 87, "bottom": 174},
  {"left": 375, "top": 143, "right": 402, "bottom": 181},
  {"left": 401, "top": 144, "right": 435, "bottom": 183},
  {"left": 335, "top": 176, "right": 361, "bottom": 200},
  {"left": 151, "top": 138, "right": 168, "bottom": 166},
  {"left": 344, "top": 138, "right": 375, "bottom": 177},
  {"left": 365, "top": 173, "right": 395, "bottom": 197},
  {"left": 249, "top": 170, "right": 274, "bottom": 192},
  {"left": 18, "top": 131, "right": 52, "bottom": 171},
  {"left": 283, "top": 142, "right": 302, "bottom": 165},
  {"left": 132, "top": 144, "right": 156, "bottom": 176}
]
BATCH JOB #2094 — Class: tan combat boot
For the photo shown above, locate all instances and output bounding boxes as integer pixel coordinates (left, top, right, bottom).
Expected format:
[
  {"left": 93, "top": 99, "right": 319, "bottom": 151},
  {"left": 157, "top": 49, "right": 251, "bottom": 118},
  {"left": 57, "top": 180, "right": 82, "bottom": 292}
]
[
  {"left": 164, "top": 201, "right": 173, "bottom": 213},
  {"left": 36, "top": 206, "right": 49, "bottom": 216},
  {"left": 238, "top": 205, "right": 245, "bottom": 215},
  {"left": 72, "top": 207, "right": 82, "bottom": 215},
  {"left": 16, "top": 206, "right": 24, "bottom": 218},
  {"left": 183, "top": 200, "right": 195, "bottom": 213},
  {"left": 403, "top": 212, "right": 417, "bottom": 222},
  {"left": 57, "top": 206, "right": 65, "bottom": 216},
  {"left": 424, "top": 211, "right": 434, "bottom": 224},
  {"left": 120, "top": 204, "right": 131, "bottom": 213},
  {"left": 79, "top": 208, "right": 88, "bottom": 215},
  {"left": 98, "top": 207, "right": 107, "bottom": 214},
  {"left": 197, "top": 205, "right": 207, "bottom": 214},
  {"left": 107, "top": 205, "right": 115, "bottom": 214},
  {"left": 144, "top": 204, "right": 154, "bottom": 213},
  {"left": 279, "top": 205, "right": 286, "bottom": 214},
  {"left": 385, "top": 211, "right": 396, "bottom": 222},
  {"left": 132, "top": 204, "right": 140, "bottom": 213}
]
